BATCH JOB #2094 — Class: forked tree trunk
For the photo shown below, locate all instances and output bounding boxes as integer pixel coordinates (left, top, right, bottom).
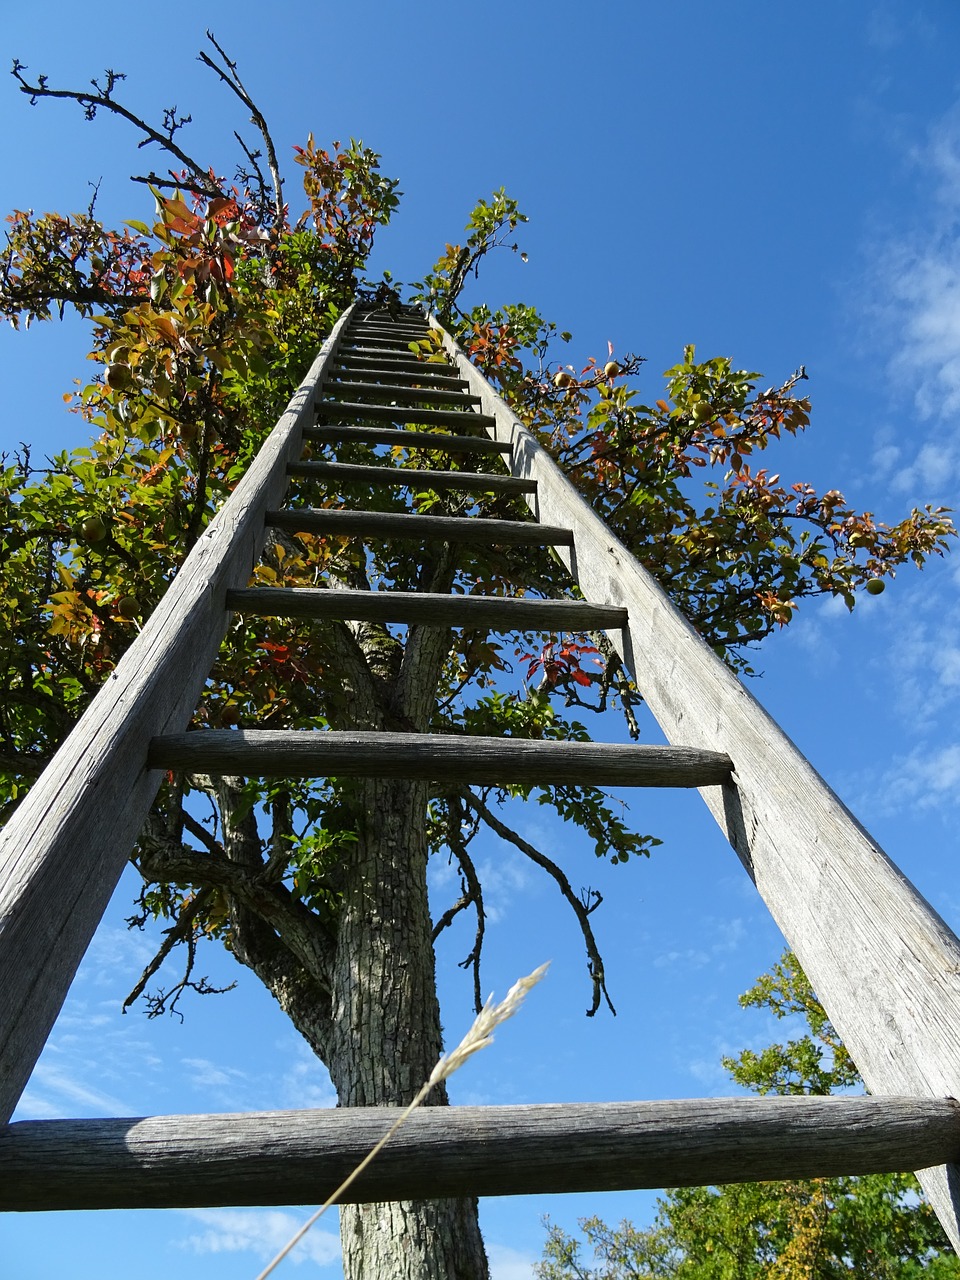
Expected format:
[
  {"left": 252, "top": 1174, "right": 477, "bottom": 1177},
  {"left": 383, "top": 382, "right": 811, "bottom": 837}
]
[{"left": 328, "top": 774, "right": 489, "bottom": 1280}]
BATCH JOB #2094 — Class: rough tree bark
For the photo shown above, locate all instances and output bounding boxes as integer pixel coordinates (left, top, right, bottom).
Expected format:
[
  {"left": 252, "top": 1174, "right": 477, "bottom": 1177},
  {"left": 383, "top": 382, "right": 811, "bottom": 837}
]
[{"left": 163, "top": 587, "right": 490, "bottom": 1278}]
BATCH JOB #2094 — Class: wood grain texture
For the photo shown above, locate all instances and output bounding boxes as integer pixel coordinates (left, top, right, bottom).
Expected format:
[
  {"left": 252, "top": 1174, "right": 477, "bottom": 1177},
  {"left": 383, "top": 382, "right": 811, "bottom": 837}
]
[
  {"left": 0, "top": 307, "right": 358, "bottom": 1126},
  {"left": 148, "top": 730, "right": 732, "bottom": 786},
  {"left": 288, "top": 460, "right": 536, "bottom": 494},
  {"left": 226, "top": 587, "right": 627, "bottom": 628},
  {"left": 2, "top": 1096, "right": 957, "bottom": 1210},
  {"left": 305, "top": 424, "right": 511, "bottom": 453},
  {"left": 432, "top": 316, "right": 960, "bottom": 1248},
  {"left": 268, "top": 507, "right": 574, "bottom": 546}
]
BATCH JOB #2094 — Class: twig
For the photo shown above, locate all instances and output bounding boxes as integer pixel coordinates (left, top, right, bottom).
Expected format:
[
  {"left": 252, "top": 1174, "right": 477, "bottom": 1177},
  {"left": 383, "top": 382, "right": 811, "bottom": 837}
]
[
  {"left": 198, "top": 32, "right": 284, "bottom": 229},
  {"left": 11, "top": 59, "right": 220, "bottom": 199},
  {"left": 460, "top": 787, "right": 615, "bottom": 1017}
]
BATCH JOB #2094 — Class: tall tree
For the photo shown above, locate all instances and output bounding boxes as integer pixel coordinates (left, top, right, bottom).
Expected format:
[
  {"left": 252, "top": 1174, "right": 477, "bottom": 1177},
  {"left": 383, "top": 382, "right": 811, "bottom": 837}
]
[
  {"left": 0, "top": 40, "right": 953, "bottom": 1279},
  {"left": 537, "top": 953, "right": 960, "bottom": 1280}
]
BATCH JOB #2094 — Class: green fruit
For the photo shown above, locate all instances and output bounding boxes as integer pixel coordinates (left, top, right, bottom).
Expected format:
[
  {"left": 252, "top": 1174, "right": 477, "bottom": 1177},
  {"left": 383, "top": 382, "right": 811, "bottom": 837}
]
[
  {"left": 553, "top": 370, "right": 574, "bottom": 389},
  {"left": 80, "top": 515, "right": 108, "bottom": 544},
  {"left": 116, "top": 595, "right": 139, "bottom": 619},
  {"left": 866, "top": 578, "right": 886, "bottom": 596},
  {"left": 220, "top": 705, "right": 242, "bottom": 727},
  {"left": 692, "top": 402, "right": 715, "bottom": 423},
  {"left": 104, "top": 363, "right": 134, "bottom": 391},
  {"left": 603, "top": 360, "right": 622, "bottom": 379}
]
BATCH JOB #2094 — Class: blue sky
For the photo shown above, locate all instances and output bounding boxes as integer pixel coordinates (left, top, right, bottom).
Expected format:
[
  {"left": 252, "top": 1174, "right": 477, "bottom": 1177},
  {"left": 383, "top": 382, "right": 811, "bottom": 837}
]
[{"left": 3, "top": 3, "right": 960, "bottom": 1277}]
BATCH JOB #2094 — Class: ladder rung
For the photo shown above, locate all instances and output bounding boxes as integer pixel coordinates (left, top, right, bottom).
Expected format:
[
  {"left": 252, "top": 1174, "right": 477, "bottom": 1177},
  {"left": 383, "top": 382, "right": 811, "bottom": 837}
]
[
  {"left": 340, "top": 343, "right": 444, "bottom": 359},
  {"left": 344, "top": 336, "right": 423, "bottom": 351},
  {"left": 338, "top": 350, "right": 458, "bottom": 372},
  {"left": 318, "top": 401, "right": 496, "bottom": 430},
  {"left": 227, "top": 588, "right": 627, "bottom": 629},
  {"left": 2, "top": 1096, "right": 955, "bottom": 1210},
  {"left": 351, "top": 325, "right": 424, "bottom": 336},
  {"left": 332, "top": 365, "right": 468, "bottom": 390},
  {"left": 148, "top": 730, "right": 733, "bottom": 786},
  {"left": 267, "top": 508, "right": 573, "bottom": 546},
  {"left": 320, "top": 381, "right": 482, "bottom": 407},
  {"left": 337, "top": 349, "right": 457, "bottom": 367},
  {"left": 288, "top": 461, "right": 535, "bottom": 494},
  {"left": 304, "top": 425, "right": 512, "bottom": 454}
]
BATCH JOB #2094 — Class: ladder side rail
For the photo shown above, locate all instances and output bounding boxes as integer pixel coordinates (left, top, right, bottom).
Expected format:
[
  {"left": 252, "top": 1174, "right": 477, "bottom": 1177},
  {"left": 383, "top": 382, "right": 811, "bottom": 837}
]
[
  {"left": 430, "top": 317, "right": 960, "bottom": 1247},
  {"left": 2, "top": 1096, "right": 958, "bottom": 1210},
  {"left": 0, "top": 304, "right": 356, "bottom": 1125}
]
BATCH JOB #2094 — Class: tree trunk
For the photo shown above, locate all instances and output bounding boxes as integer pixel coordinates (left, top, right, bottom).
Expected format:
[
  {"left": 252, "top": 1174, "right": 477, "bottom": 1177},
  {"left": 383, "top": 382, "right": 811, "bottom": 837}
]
[
  {"left": 328, "top": 774, "right": 489, "bottom": 1279},
  {"left": 165, "top": 611, "right": 490, "bottom": 1277}
]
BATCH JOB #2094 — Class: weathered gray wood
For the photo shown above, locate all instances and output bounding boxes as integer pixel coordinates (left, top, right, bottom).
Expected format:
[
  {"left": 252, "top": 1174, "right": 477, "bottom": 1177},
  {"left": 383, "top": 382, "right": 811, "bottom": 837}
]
[
  {"left": 318, "top": 399, "right": 496, "bottom": 430},
  {"left": 226, "top": 587, "right": 627, "bottom": 628},
  {"left": 337, "top": 354, "right": 459, "bottom": 377},
  {"left": 339, "top": 346, "right": 457, "bottom": 368},
  {"left": 268, "top": 507, "right": 573, "bottom": 547},
  {"left": 343, "top": 334, "right": 427, "bottom": 349},
  {"left": 332, "top": 366, "right": 470, "bottom": 391},
  {"left": 148, "top": 730, "right": 732, "bottom": 786},
  {"left": 288, "top": 460, "right": 536, "bottom": 494},
  {"left": 350, "top": 323, "right": 428, "bottom": 335},
  {"left": 305, "top": 424, "right": 512, "bottom": 454},
  {"left": 320, "top": 380, "right": 482, "bottom": 407},
  {"left": 2, "top": 1096, "right": 957, "bottom": 1210},
  {"left": 433, "top": 317, "right": 960, "bottom": 1249},
  {"left": 0, "top": 306, "right": 359, "bottom": 1127},
  {"left": 351, "top": 327, "right": 428, "bottom": 338}
]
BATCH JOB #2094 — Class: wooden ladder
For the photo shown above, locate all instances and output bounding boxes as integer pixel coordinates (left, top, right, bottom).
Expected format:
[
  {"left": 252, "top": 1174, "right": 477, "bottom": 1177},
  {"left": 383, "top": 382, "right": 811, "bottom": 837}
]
[{"left": 2, "top": 301, "right": 960, "bottom": 1239}]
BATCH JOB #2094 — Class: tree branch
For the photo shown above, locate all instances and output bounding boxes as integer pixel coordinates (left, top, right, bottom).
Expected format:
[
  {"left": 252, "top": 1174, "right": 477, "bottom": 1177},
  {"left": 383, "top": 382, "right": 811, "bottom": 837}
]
[
  {"left": 198, "top": 32, "right": 285, "bottom": 230},
  {"left": 432, "top": 793, "right": 487, "bottom": 1013},
  {"left": 459, "top": 787, "right": 615, "bottom": 1017},
  {"left": 122, "top": 886, "right": 219, "bottom": 1014},
  {"left": 11, "top": 60, "right": 221, "bottom": 200}
]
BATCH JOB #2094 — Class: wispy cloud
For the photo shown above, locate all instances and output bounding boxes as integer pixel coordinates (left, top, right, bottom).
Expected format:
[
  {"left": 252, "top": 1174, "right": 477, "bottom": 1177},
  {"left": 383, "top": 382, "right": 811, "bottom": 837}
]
[
  {"left": 862, "top": 101, "right": 960, "bottom": 505},
  {"left": 18, "top": 1062, "right": 133, "bottom": 1117},
  {"left": 653, "top": 917, "right": 745, "bottom": 971},
  {"left": 280, "top": 1045, "right": 338, "bottom": 1110},
  {"left": 179, "top": 1207, "right": 340, "bottom": 1267},
  {"left": 488, "top": 1242, "right": 537, "bottom": 1279},
  {"left": 865, "top": 742, "right": 960, "bottom": 816}
]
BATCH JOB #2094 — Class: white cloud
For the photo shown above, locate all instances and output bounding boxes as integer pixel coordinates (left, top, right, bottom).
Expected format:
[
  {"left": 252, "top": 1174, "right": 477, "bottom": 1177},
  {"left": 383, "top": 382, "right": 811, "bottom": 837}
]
[
  {"left": 179, "top": 1207, "right": 340, "bottom": 1267},
  {"left": 865, "top": 4, "right": 935, "bottom": 51},
  {"left": 872, "top": 743, "right": 960, "bottom": 814},
  {"left": 281, "top": 1045, "right": 338, "bottom": 1110},
  {"left": 488, "top": 1242, "right": 538, "bottom": 1279},
  {"left": 181, "top": 1057, "right": 249, "bottom": 1090},
  {"left": 862, "top": 104, "right": 960, "bottom": 465},
  {"left": 653, "top": 917, "right": 745, "bottom": 970},
  {"left": 18, "top": 1062, "right": 133, "bottom": 1118}
]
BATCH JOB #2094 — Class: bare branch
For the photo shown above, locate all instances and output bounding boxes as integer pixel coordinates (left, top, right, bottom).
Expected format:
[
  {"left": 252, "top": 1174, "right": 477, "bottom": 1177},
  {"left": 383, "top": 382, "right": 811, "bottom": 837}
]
[
  {"left": 11, "top": 60, "right": 221, "bottom": 200},
  {"left": 198, "top": 32, "right": 284, "bottom": 229},
  {"left": 459, "top": 787, "right": 615, "bottom": 1017},
  {"left": 432, "top": 793, "right": 487, "bottom": 1013},
  {"left": 122, "top": 886, "right": 216, "bottom": 1013}
]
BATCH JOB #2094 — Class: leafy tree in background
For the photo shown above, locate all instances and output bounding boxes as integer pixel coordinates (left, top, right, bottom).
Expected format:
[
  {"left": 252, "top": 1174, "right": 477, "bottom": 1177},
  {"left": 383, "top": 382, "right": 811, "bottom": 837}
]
[
  {"left": 0, "top": 36, "right": 954, "bottom": 1280},
  {"left": 537, "top": 952, "right": 960, "bottom": 1280}
]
